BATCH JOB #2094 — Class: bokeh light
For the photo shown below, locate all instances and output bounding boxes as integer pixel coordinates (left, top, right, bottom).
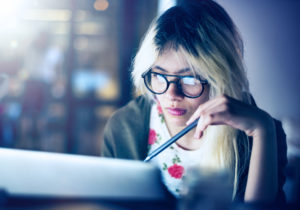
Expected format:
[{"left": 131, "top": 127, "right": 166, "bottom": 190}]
[{"left": 94, "top": 0, "right": 109, "bottom": 11}]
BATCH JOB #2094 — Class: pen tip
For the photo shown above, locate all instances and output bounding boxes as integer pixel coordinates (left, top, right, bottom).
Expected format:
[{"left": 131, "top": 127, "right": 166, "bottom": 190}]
[{"left": 144, "top": 157, "right": 150, "bottom": 162}]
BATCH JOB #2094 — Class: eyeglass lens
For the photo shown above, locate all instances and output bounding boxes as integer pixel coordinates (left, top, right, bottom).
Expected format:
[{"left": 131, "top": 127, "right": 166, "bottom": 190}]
[{"left": 145, "top": 72, "right": 204, "bottom": 97}]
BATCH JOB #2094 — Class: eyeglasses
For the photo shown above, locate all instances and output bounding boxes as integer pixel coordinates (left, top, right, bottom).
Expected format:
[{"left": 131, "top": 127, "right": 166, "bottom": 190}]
[{"left": 142, "top": 69, "right": 208, "bottom": 98}]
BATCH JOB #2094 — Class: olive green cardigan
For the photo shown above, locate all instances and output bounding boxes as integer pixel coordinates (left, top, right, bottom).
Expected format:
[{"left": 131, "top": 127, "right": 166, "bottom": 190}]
[{"left": 101, "top": 95, "right": 152, "bottom": 160}]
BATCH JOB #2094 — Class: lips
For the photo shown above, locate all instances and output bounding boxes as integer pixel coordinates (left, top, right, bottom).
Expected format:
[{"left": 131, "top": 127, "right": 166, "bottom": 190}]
[{"left": 166, "top": 108, "right": 187, "bottom": 116}]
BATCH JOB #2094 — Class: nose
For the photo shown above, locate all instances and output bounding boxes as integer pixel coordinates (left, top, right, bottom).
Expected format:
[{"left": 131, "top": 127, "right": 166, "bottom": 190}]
[{"left": 165, "top": 81, "right": 183, "bottom": 101}]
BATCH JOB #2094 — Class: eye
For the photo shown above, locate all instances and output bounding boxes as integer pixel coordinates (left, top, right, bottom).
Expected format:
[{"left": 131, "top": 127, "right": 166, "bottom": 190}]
[
  {"left": 181, "top": 76, "right": 200, "bottom": 86},
  {"left": 151, "top": 72, "right": 165, "bottom": 83}
]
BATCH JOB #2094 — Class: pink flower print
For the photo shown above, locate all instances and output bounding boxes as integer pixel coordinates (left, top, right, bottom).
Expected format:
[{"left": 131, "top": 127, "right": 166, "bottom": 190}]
[
  {"left": 148, "top": 129, "right": 157, "bottom": 145},
  {"left": 156, "top": 102, "right": 165, "bottom": 123},
  {"left": 168, "top": 164, "right": 184, "bottom": 179},
  {"left": 157, "top": 103, "right": 163, "bottom": 115}
]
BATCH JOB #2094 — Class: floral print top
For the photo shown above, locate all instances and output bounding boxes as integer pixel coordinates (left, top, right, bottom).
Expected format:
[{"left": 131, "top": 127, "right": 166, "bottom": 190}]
[{"left": 147, "top": 101, "right": 203, "bottom": 197}]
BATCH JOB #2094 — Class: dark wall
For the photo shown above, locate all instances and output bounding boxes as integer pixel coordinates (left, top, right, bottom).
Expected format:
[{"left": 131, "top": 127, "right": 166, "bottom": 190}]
[{"left": 217, "top": 0, "right": 300, "bottom": 120}]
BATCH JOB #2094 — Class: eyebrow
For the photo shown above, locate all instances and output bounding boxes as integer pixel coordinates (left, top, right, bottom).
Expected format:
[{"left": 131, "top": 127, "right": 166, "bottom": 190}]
[{"left": 152, "top": 65, "right": 191, "bottom": 74}]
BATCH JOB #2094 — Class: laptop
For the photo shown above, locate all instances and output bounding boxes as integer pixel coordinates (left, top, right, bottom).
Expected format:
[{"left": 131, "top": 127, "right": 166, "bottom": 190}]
[{"left": 0, "top": 148, "right": 171, "bottom": 203}]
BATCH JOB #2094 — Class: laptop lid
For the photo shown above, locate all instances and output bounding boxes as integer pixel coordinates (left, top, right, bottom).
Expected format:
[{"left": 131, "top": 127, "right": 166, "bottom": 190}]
[{"left": 0, "top": 148, "right": 168, "bottom": 201}]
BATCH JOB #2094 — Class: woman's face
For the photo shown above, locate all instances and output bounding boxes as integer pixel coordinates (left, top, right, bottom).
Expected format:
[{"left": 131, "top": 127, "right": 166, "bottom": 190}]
[{"left": 153, "top": 49, "right": 210, "bottom": 127}]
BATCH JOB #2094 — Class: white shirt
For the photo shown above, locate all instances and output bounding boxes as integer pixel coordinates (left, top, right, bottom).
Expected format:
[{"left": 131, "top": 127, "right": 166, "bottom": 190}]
[{"left": 147, "top": 102, "right": 203, "bottom": 197}]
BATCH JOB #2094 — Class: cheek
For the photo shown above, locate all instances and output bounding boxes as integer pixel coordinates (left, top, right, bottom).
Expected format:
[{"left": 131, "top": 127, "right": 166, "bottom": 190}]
[
  {"left": 195, "top": 85, "right": 210, "bottom": 105},
  {"left": 186, "top": 90, "right": 210, "bottom": 110},
  {"left": 155, "top": 95, "right": 165, "bottom": 105},
  {"left": 186, "top": 98, "right": 206, "bottom": 111}
]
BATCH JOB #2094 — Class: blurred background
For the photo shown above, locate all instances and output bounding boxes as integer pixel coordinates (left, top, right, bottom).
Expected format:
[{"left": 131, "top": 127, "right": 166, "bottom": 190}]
[
  {"left": 0, "top": 0, "right": 299, "bottom": 157},
  {"left": 0, "top": 0, "right": 173, "bottom": 155},
  {"left": 0, "top": 0, "right": 299, "bottom": 204}
]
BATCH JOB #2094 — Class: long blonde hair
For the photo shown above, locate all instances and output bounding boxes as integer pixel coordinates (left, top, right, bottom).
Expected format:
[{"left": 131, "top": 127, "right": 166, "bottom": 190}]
[{"left": 131, "top": 0, "right": 251, "bottom": 199}]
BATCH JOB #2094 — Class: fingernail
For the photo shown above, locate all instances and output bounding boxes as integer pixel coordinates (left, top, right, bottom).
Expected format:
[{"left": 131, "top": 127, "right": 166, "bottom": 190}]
[{"left": 186, "top": 119, "right": 192, "bottom": 125}]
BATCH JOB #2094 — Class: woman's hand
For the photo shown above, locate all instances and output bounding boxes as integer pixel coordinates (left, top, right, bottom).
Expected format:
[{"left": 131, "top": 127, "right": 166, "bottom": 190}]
[
  {"left": 186, "top": 94, "right": 278, "bottom": 202},
  {"left": 186, "top": 94, "right": 275, "bottom": 139}
]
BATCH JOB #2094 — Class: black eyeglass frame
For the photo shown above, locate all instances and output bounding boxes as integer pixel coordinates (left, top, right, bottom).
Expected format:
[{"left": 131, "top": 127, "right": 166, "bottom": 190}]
[{"left": 142, "top": 69, "right": 208, "bottom": 98}]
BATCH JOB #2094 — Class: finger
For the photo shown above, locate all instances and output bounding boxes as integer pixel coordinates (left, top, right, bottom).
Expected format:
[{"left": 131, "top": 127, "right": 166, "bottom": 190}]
[
  {"left": 186, "top": 95, "right": 236, "bottom": 125},
  {"left": 201, "top": 96, "right": 253, "bottom": 130},
  {"left": 194, "top": 116, "right": 204, "bottom": 139},
  {"left": 186, "top": 96, "right": 225, "bottom": 125},
  {"left": 194, "top": 114, "right": 216, "bottom": 139},
  {"left": 193, "top": 110, "right": 233, "bottom": 139},
  {"left": 192, "top": 95, "right": 263, "bottom": 137},
  {"left": 194, "top": 95, "right": 242, "bottom": 124}
]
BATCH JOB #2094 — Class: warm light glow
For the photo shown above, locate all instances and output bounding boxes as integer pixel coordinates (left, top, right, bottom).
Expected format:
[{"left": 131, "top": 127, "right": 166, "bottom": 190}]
[
  {"left": 10, "top": 40, "right": 19, "bottom": 48},
  {"left": 22, "top": 9, "right": 71, "bottom": 21},
  {"left": 96, "top": 80, "right": 119, "bottom": 100},
  {"left": 94, "top": 0, "right": 109, "bottom": 11},
  {"left": 0, "top": 0, "right": 24, "bottom": 30},
  {"left": 76, "top": 22, "right": 105, "bottom": 35},
  {"left": 96, "top": 106, "right": 116, "bottom": 119},
  {"left": 0, "top": 0, "right": 20, "bottom": 20}
]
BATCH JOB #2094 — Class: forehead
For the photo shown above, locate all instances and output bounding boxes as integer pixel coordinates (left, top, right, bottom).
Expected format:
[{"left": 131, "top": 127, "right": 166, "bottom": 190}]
[{"left": 153, "top": 49, "right": 191, "bottom": 74}]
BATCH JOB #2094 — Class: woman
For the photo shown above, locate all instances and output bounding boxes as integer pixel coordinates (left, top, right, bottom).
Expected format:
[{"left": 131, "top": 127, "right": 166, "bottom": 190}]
[{"left": 101, "top": 0, "right": 287, "bottom": 203}]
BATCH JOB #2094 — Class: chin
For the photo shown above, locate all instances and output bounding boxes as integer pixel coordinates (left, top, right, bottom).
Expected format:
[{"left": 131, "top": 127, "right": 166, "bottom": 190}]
[{"left": 167, "top": 116, "right": 188, "bottom": 127}]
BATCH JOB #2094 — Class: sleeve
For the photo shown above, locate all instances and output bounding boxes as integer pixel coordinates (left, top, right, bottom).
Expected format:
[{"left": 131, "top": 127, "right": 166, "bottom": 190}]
[
  {"left": 101, "top": 113, "right": 120, "bottom": 158},
  {"left": 240, "top": 93, "right": 288, "bottom": 203},
  {"left": 274, "top": 119, "right": 288, "bottom": 204},
  {"left": 234, "top": 119, "right": 288, "bottom": 204}
]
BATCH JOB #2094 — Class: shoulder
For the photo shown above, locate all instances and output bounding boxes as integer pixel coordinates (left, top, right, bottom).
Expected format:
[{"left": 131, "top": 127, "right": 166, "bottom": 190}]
[
  {"left": 108, "top": 95, "right": 153, "bottom": 126},
  {"left": 101, "top": 95, "right": 153, "bottom": 159}
]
